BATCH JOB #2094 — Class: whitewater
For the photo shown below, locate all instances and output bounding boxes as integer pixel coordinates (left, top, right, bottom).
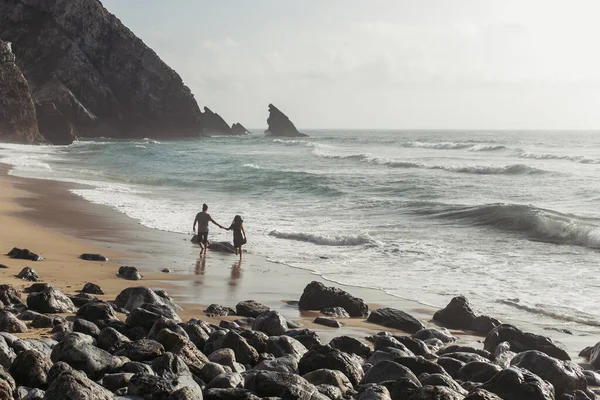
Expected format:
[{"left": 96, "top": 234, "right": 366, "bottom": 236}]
[{"left": 2, "top": 129, "right": 600, "bottom": 334}]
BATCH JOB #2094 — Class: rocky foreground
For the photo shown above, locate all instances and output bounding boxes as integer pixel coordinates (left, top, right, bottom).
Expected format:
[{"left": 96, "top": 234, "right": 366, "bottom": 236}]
[{"left": 1, "top": 250, "right": 600, "bottom": 399}]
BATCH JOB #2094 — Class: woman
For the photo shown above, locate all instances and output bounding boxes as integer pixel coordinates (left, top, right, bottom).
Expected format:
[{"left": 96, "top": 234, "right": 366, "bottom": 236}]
[{"left": 227, "top": 215, "right": 246, "bottom": 260}]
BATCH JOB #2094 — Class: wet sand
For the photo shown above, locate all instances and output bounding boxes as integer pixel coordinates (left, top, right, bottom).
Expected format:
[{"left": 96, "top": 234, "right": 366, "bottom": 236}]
[{"left": 0, "top": 164, "right": 590, "bottom": 359}]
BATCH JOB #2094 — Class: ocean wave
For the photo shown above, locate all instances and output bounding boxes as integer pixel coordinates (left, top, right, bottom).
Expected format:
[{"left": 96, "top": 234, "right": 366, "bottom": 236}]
[
  {"left": 402, "top": 141, "right": 507, "bottom": 152},
  {"left": 269, "top": 230, "right": 375, "bottom": 246},
  {"left": 468, "top": 144, "right": 507, "bottom": 152},
  {"left": 419, "top": 202, "right": 600, "bottom": 249},
  {"left": 517, "top": 150, "right": 600, "bottom": 164},
  {"left": 243, "top": 163, "right": 262, "bottom": 169},
  {"left": 365, "top": 158, "right": 545, "bottom": 175},
  {"left": 498, "top": 299, "right": 600, "bottom": 327}
]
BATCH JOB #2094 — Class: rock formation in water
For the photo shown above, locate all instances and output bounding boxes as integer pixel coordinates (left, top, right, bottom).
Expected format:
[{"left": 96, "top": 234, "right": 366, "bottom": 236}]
[
  {"left": 0, "top": 0, "right": 204, "bottom": 143},
  {"left": 201, "top": 107, "right": 232, "bottom": 135},
  {"left": 265, "top": 104, "right": 307, "bottom": 137},
  {"left": 0, "top": 40, "right": 43, "bottom": 143},
  {"left": 231, "top": 122, "right": 249, "bottom": 135}
]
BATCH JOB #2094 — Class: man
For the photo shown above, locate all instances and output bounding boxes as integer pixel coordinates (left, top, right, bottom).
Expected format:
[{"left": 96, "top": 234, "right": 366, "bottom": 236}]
[{"left": 193, "top": 203, "right": 225, "bottom": 255}]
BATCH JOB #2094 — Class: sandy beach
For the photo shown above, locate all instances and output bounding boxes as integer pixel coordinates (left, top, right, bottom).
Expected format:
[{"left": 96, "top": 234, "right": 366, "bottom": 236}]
[{"left": 0, "top": 162, "right": 593, "bottom": 362}]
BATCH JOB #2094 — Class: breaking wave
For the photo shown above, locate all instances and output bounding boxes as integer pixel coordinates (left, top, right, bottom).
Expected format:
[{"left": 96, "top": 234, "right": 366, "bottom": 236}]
[
  {"left": 517, "top": 150, "right": 600, "bottom": 164},
  {"left": 269, "top": 230, "right": 376, "bottom": 246},
  {"left": 403, "top": 141, "right": 507, "bottom": 151},
  {"left": 498, "top": 299, "right": 600, "bottom": 327}
]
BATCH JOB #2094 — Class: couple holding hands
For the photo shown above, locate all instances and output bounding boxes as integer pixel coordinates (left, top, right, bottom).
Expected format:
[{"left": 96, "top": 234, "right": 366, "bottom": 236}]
[{"left": 193, "top": 203, "right": 246, "bottom": 260}]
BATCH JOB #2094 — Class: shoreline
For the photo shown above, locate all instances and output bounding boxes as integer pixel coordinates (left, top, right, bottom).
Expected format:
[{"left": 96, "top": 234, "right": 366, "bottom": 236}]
[{"left": 0, "top": 162, "right": 590, "bottom": 359}]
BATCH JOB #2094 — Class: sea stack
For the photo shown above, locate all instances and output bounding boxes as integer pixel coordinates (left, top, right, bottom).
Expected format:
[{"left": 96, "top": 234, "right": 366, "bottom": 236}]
[
  {"left": 0, "top": 40, "right": 43, "bottom": 143},
  {"left": 231, "top": 122, "right": 250, "bottom": 135},
  {"left": 0, "top": 0, "right": 204, "bottom": 142},
  {"left": 265, "top": 104, "right": 308, "bottom": 137},
  {"left": 202, "top": 107, "right": 232, "bottom": 135}
]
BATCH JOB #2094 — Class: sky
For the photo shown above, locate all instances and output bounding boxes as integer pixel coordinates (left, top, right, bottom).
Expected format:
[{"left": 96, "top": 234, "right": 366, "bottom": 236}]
[{"left": 102, "top": 0, "right": 600, "bottom": 129}]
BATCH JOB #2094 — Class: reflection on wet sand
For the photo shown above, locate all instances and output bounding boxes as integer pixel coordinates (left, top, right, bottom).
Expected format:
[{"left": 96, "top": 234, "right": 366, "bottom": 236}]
[
  {"left": 194, "top": 255, "right": 206, "bottom": 286},
  {"left": 228, "top": 260, "right": 242, "bottom": 298}
]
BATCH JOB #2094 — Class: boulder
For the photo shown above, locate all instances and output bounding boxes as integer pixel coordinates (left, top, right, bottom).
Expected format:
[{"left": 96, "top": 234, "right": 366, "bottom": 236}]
[
  {"left": 236, "top": 300, "right": 269, "bottom": 318},
  {"left": 205, "top": 304, "right": 236, "bottom": 317},
  {"left": 147, "top": 317, "right": 188, "bottom": 340},
  {"left": 298, "top": 281, "right": 368, "bottom": 317},
  {"left": 217, "top": 330, "right": 259, "bottom": 365},
  {"left": 406, "top": 385, "right": 465, "bottom": 400},
  {"left": 231, "top": 122, "right": 250, "bottom": 136},
  {"left": 266, "top": 335, "right": 307, "bottom": 360},
  {"left": 464, "top": 389, "right": 503, "bottom": 400},
  {"left": 10, "top": 350, "right": 52, "bottom": 389},
  {"left": 150, "top": 352, "right": 191, "bottom": 378},
  {"left": 284, "top": 329, "right": 323, "bottom": 350},
  {"left": 329, "top": 336, "right": 371, "bottom": 358},
  {"left": 121, "top": 361, "right": 154, "bottom": 375},
  {"left": 204, "top": 388, "right": 260, "bottom": 400},
  {"left": 470, "top": 315, "right": 502, "bottom": 335},
  {"left": 419, "top": 373, "right": 468, "bottom": 396},
  {"left": 321, "top": 307, "right": 350, "bottom": 318},
  {"left": 363, "top": 360, "right": 420, "bottom": 385},
  {"left": 23, "top": 283, "right": 50, "bottom": 293},
  {"left": 302, "top": 368, "right": 353, "bottom": 395},
  {"left": 264, "top": 104, "right": 307, "bottom": 137},
  {"left": 511, "top": 350, "right": 587, "bottom": 395},
  {"left": 412, "top": 327, "right": 457, "bottom": 343},
  {"left": 0, "top": 285, "right": 25, "bottom": 309},
  {"left": 255, "top": 355, "right": 298, "bottom": 374},
  {"left": 72, "top": 319, "right": 100, "bottom": 337},
  {"left": 390, "top": 336, "right": 431, "bottom": 357},
  {"left": 35, "top": 102, "right": 77, "bottom": 145},
  {"left": 484, "top": 324, "right": 570, "bottom": 360},
  {"left": 356, "top": 384, "right": 392, "bottom": 400},
  {"left": 393, "top": 356, "right": 447, "bottom": 377},
  {"left": 456, "top": 361, "right": 502, "bottom": 383},
  {"left": 0, "top": 311, "right": 27, "bottom": 333},
  {"left": 97, "top": 327, "right": 131, "bottom": 353},
  {"left": 14, "top": 386, "right": 45, "bottom": 399},
  {"left": 80, "top": 283, "right": 104, "bottom": 295},
  {"left": 253, "top": 310, "right": 288, "bottom": 336},
  {"left": 209, "top": 348, "right": 237, "bottom": 369},
  {"left": 114, "top": 286, "right": 179, "bottom": 313},
  {"left": 439, "top": 352, "right": 490, "bottom": 364},
  {"left": 244, "top": 370, "right": 317, "bottom": 397},
  {"left": 99, "top": 372, "right": 134, "bottom": 392},
  {"left": 114, "top": 339, "right": 164, "bottom": 362},
  {"left": 299, "top": 345, "right": 364, "bottom": 386},
  {"left": 202, "top": 106, "right": 232, "bottom": 135},
  {"left": 587, "top": 341, "right": 600, "bottom": 369},
  {"left": 26, "top": 287, "right": 76, "bottom": 314},
  {"left": 437, "top": 357, "right": 465, "bottom": 378},
  {"left": 6, "top": 248, "right": 41, "bottom": 261},
  {"left": 127, "top": 373, "right": 176, "bottom": 398},
  {"left": 76, "top": 302, "right": 118, "bottom": 325},
  {"left": 438, "top": 345, "right": 493, "bottom": 360},
  {"left": 367, "top": 308, "right": 425, "bottom": 333},
  {"left": 480, "top": 366, "right": 555, "bottom": 400},
  {"left": 155, "top": 329, "right": 209, "bottom": 375},
  {"left": 432, "top": 296, "right": 477, "bottom": 330},
  {"left": 44, "top": 370, "right": 114, "bottom": 400},
  {"left": 314, "top": 317, "right": 342, "bottom": 328},
  {"left": 207, "top": 372, "right": 244, "bottom": 389},
  {"left": 207, "top": 241, "right": 236, "bottom": 253},
  {"left": 79, "top": 254, "right": 108, "bottom": 262},
  {"left": 582, "top": 370, "right": 600, "bottom": 386},
  {"left": 118, "top": 266, "right": 142, "bottom": 280},
  {"left": 16, "top": 267, "right": 39, "bottom": 282},
  {"left": 68, "top": 293, "right": 100, "bottom": 308}
]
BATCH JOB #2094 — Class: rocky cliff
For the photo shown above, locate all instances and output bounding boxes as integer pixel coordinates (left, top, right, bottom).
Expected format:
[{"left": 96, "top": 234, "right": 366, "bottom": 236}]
[
  {"left": 231, "top": 122, "right": 249, "bottom": 135},
  {"left": 265, "top": 104, "right": 307, "bottom": 137},
  {"left": 202, "top": 107, "right": 232, "bottom": 135},
  {"left": 0, "top": 40, "right": 43, "bottom": 143},
  {"left": 0, "top": 0, "right": 204, "bottom": 141}
]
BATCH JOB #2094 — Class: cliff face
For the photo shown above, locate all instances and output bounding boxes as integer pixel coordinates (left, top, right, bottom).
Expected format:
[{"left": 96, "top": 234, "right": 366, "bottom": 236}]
[
  {"left": 0, "top": 0, "right": 203, "bottom": 140},
  {"left": 0, "top": 40, "right": 42, "bottom": 143},
  {"left": 265, "top": 104, "right": 307, "bottom": 137},
  {"left": 202, "top": 107, "right": 231, "bottom": 135},
  {"left": 231, "top": 122, "right": 249, "bottom": 135}
]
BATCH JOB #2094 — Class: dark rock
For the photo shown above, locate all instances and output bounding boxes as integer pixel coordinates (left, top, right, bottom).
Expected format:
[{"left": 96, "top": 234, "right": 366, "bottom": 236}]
[
  {"left": 231, "top": 123, "right": 250, "bottom": 136},
  {"left": 314, "top": 317, "right": 342, "bottom": 328},
  {"left": 220, "top": 320, "right": 240, "bottom": 330},
  {"left": 367, "top": 308, "right": 425, "bottom": 334},
  {"left": 0, "top": 265, "right": 7, "bottom": 269},
  {"left": 51, "top": 334, "right": 124, "bottom": 380},
  {"left": 99, "top": 372, "right": 134, "bottom": 392},
  {"left": 0, "top": 1, "right": 205, "bottom": 140},
  {"left": 208, "top": 372, "right": 244, "bottom": 389},
  {"left": 253, "top": 310, "right": 288, "bottom": 336},
  {"left": 511, "top": 350, "right": 587, "bottom": 395},
  {"left": 265, "top": 104, "right": 307, "bottom": 137},
  {"left": 239, "top": 330, "right": 269, "bottom": 354},
  {"left": 287, "top": 320, "right": 302, "bottom": 329},
  {"left": 470, "top": 315, "right": 501, "bottom": 335},
  {"left": 316, "top": 384, "right": 343, "bottom": 399},
  {"left": 0, "top": 311, "right": 27, "bottom": 333},
  {"left": 244, "top": 370, "right": 317, "bottom": 397},
  {"left": 480, "top": 366, "right": 555, "bottom": 400},
  {"left": 329, "top": 336, "right": 370, "bottom": 358},
  {"left": 298, "top": 281, "right": 368, "bottom": 317},
  {"left": 236, "top": 300, "right": 269, "bottom": 318},
  {"left": 437, "top": 357, "right": 465, "bottom": 378},
  {"left": 484, "top": 324, "right": 570, "bottom": 360},
  {"left": 27, "top": 287, "right": 76, "bottom": 314},
  {"left": 126, "top": 307, "right": 164, "bottom": 330},
  {"left": 234, "top": 318, "right": 255, "bottom": 328},
  {"left": 366, "top": 349, "right": 415, "bottom": 366},
  {"left": 68, "top": 293, "right": 100, "bottom": 308},
  {"left": 44, "top": 369, "right": 114, "bottom": 400},
  {"left": 155, "top": 329, "right": 209, "bottom": 375},
  {"left": 97, "top": 326, "right": 131, "bottom": 353},
  {"left": 0, "top": 285, "right": 25, "bottom": 309},
  {"left": 406, "top": 385, "right": 465, "bottom": 400},
  {"left": 582, "top": 370, "right": 600, "bottom": 386},
  {"left": 23, "top": 283, "right": 50, "bottom": 293},
  {"left": 203, "top": 107, "right": 232, "bottom": 135},
  {"left": 150, "top": 352, "right": 190, "bottom": 377},
  {"left": 204, "top": 388, "right": 260, "bottom": 400},
  {"left": 363, "top": 360, "right": 420, "bottom": 385},
  {"left": 255, "top": 355, "right": 298, "bottom": 374},
  {"left": 10, "top": 350, "right": 52, "bottom": 389},
  {"left": 393, "top": 356, "right": 447, "bottom": 377},
  {"left": 419, "top": 373, "right": 468, "bottom": 396},
  {"left": 204, "top": 330, "right": 228, "bottom": 355},
  {"left": 207, "top": 241, "right": 236, "bottom": 253},
  {"left": 321, "top": 307, "right": 350, "bottom": 319},
  {"left": 35, "top": 102, "right": 76, "bottom": 145},
  {"left": 115, "top": 286, "right": 180, "bottom": 319},
  {"left": 217, "top": 330, "right": 259, "bottom": 365},
  {"left": 46, "top": 361, "right": 72, "bottom": 385},
  {"left": 463, "top": 389, "right": 503, "bottom": 400},
  {"left": 557, "top": 391, "right": 595, "bottom": 400},
  {"left": 182, "top": 320, "right": 210, "bottom": 350},
  {"left": 118, "top": 266, "right": 142, "bottom": 280},
  {"left": 79, "top": 254, "right": 108, "bottom": 262},
  {"left": 114, "top": 339, "right": 164, "bottom": 362},
  {"left": 588, "top": 341, "right": 600, "bottom": 369},
  {"left": 266, "top": 336, "right": 307, "bottom": 360},
  {"left": 31, "top": 314, "right": 61, "bottom": 329},
  {"left": 439, "top": 352, "right": 490, "bottom": 364},
  {"left": 209, "top": 348, "right": 237, "bottom": 368},
  {"left": 433, "top": 296, "right": 477, "bottom": 330},
  {"left": 284, "top": 329, "right": 323, "bottom": 350},
  {"left": 76, "top": 301, "right": 118, "bottom": 325},
  {"left": 390, "top": 336, "right": 431, "bottom": 357},
  {"left": 200, "top": 362, "right": 228, "bottom": 383},
  {"left": 0, "top": 365, "right": 16, "bottom": 391},
  {"left": 0, "top": 336, "right": 16, "bottom": 368},
  {"left": 0, "top": 40, "right": 42, "bottom": 143},
  {"left": 127, "top": 373, "right": 176, "bottom": 398},
  {"left": 412, "top": 327, "right": 457, "bottom": 343},
  {"left": 302, "top": 369, "right": 353, "bottom": 395},
  {"left": 438, "top": 345, "right": 493, "bottom": 360},
  {"left": 206, "top": 304, "right": 236, "bottom": 317},
  {"left": 356, "top": 384, "right": 392, "bottom": 400},
  {"left": 72, "top": 319, "right": 100, "bottom": 337},
  {"left": 148, "top": 317, "right": 188, "bottom": 340},
  {"left": 16, "top": 267, "right": 39, "bottom": 282},
  {"left": 7, "top": 248, "right": 41, "bottom": 261},
  {"left": 14, "top": 386, "right": 45, "bottom": 400},
  {"left": 380, "top": 379, "right": 421, "bottom": 400},
  {"left": 121, "top": 361, "right": 154, "bottom": 375},
  {"left": 299, "top": 345, "right": 364, "bottom": 386},
  {"left": 456, "top": 361, "right": 502, "bottom": 383},
  {"left": 80, "top": 282, "right": 104, "bottom": 295},
  {"left": 374, "top": 336, "right": 414, "bottom": 354}
]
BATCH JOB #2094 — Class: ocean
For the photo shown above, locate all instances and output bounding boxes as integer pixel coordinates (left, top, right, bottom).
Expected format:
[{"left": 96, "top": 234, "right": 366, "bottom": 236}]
[{"left": 2, "top": 130, "right": 600, "bottom": 335}]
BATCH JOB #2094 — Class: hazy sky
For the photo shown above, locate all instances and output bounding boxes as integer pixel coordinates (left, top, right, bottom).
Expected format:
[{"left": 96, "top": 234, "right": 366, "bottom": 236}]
[{"left": 102, "top": 1, "right": 600, "bottom": 129}]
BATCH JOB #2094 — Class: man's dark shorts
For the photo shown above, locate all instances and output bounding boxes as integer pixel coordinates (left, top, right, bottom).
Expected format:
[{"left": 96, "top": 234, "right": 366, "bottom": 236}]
[{"left": 198, "top": 232, "right": 208, "bottom": 245}]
